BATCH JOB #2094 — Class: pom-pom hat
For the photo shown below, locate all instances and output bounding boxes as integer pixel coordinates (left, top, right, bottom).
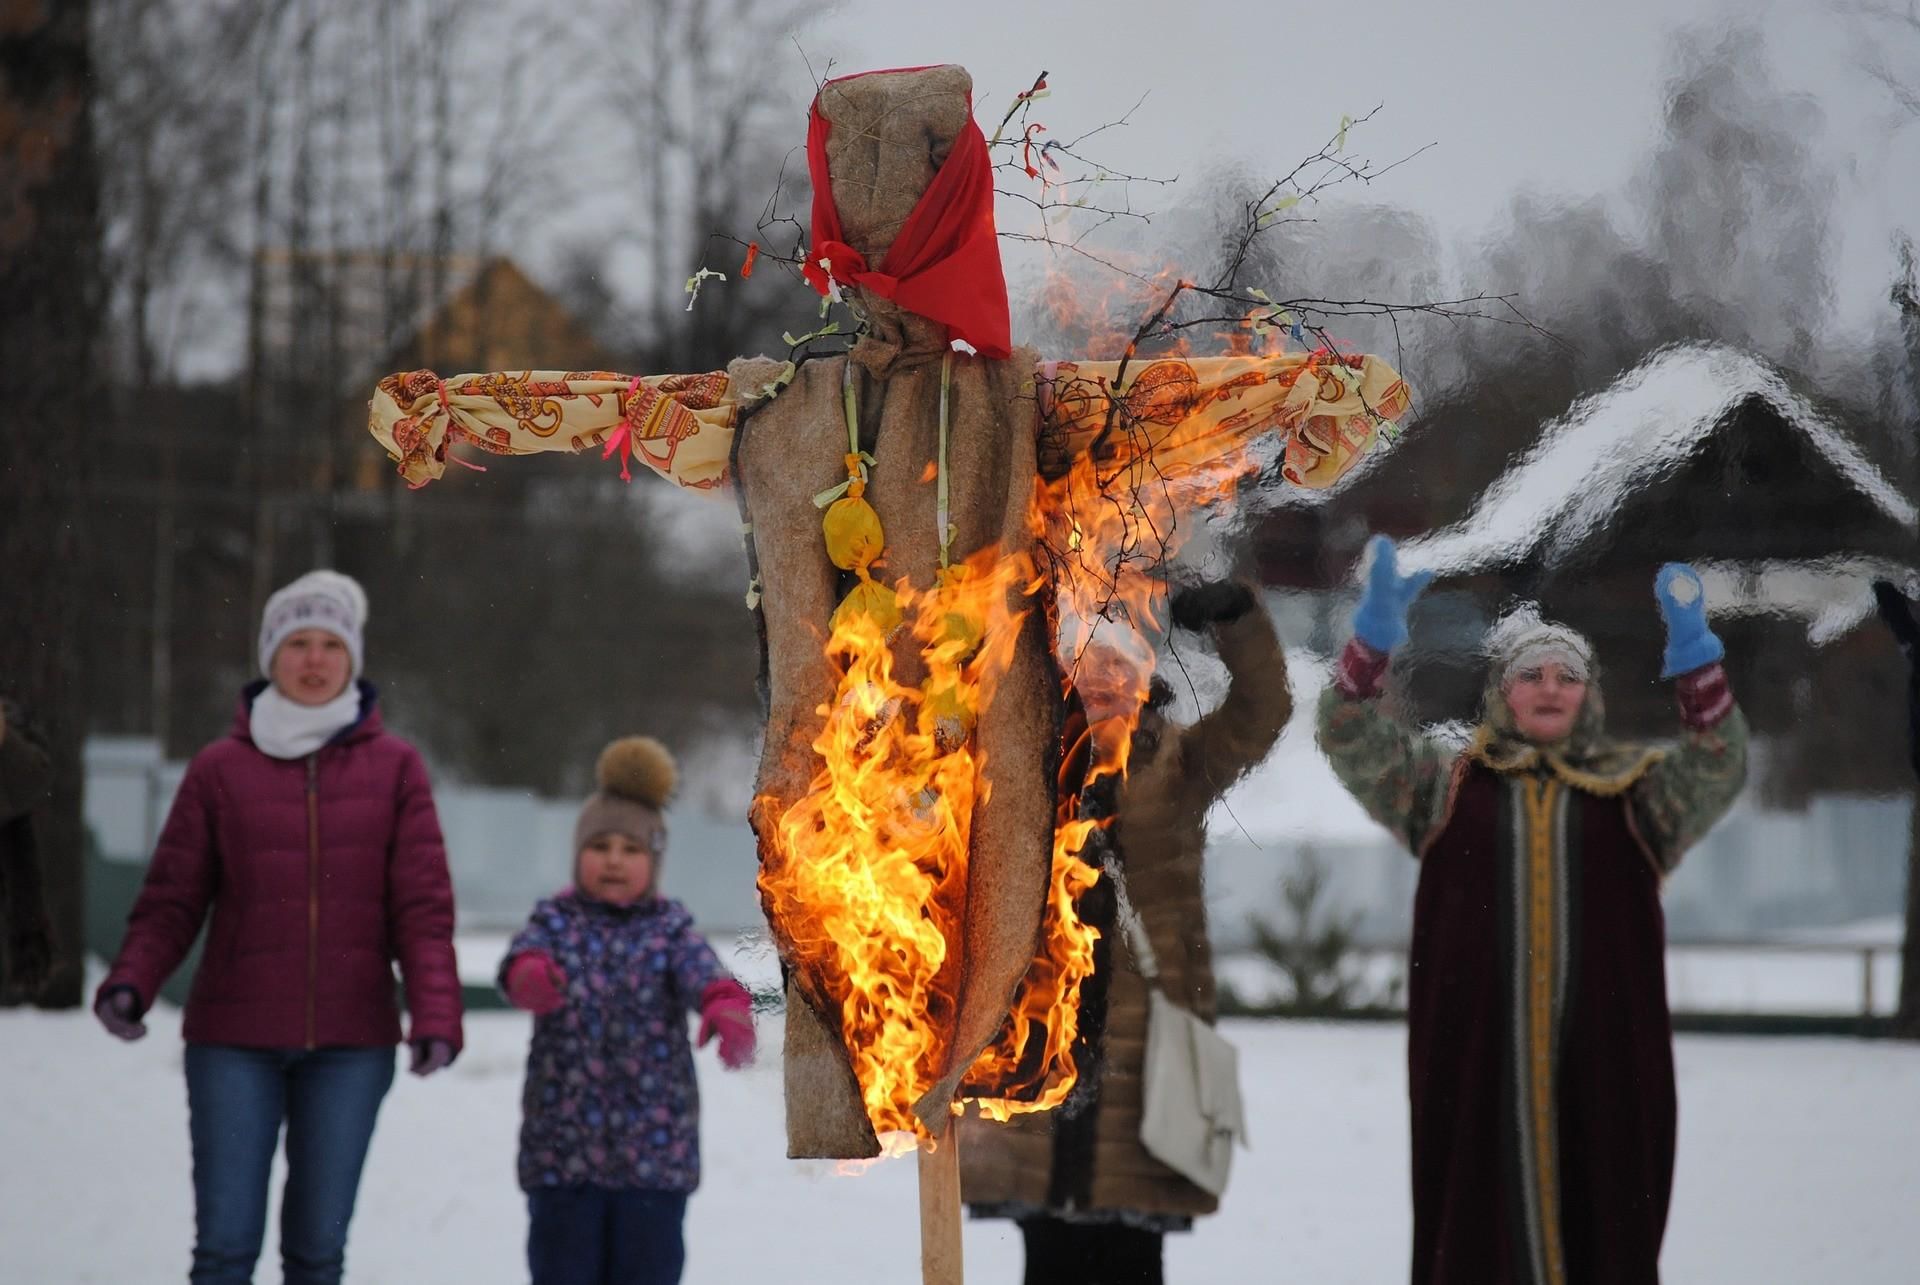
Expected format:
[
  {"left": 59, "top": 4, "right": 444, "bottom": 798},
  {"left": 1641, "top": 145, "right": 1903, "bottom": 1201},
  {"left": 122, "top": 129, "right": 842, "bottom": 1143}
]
[{"left": 573, "top": 736, "right": 678, "bottom": 856}]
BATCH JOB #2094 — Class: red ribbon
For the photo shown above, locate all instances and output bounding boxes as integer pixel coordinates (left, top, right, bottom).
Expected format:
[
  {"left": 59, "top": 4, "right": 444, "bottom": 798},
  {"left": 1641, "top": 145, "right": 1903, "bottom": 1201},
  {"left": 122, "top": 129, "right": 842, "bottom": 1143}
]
[
  {"left": 1022, "top": 123, "right": 1046, "bottom": 179},
  {"left": 802, "top": 71, "right": 1011, "bottom": 360},
  {"left": 602, "top": 376, "right": 645, "bottom": 483},
  {"left": 435, "top": 379, "right": 487, "bottom": 474}
]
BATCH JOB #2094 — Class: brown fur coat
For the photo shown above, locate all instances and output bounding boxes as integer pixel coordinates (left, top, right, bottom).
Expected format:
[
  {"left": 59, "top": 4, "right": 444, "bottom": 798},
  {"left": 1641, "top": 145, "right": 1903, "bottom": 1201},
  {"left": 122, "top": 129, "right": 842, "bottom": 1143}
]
[{"left": 959, "top": 606, "right": 1292, "bottom": 1219}]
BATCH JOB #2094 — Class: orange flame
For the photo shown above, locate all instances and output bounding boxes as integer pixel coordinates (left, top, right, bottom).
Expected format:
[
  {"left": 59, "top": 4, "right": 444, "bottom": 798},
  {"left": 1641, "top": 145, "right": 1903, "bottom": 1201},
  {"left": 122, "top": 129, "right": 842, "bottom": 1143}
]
[
  {"left": 760, "top": 284, "right": 1339, "bottom": 1143},
  {"left": 756, "top": 544, "right": 1061, "bottom": 1137}
]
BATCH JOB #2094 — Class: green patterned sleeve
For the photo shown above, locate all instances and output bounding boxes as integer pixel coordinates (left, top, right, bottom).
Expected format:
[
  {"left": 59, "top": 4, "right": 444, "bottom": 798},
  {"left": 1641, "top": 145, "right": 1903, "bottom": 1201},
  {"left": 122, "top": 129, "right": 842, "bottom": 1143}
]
[
  {"left": 1315, "top": 683, "right": 1456, "bottom": 857},
  {"left": 1630, "top": 699, "right": 1749, "bottom": 874}
]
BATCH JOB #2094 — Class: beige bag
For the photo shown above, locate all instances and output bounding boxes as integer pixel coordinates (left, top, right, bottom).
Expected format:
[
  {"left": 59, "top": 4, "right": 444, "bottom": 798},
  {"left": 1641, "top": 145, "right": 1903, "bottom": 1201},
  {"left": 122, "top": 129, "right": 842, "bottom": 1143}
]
[{"left": 1114, "top": 863, "right": 1247, "bottom": 1197}]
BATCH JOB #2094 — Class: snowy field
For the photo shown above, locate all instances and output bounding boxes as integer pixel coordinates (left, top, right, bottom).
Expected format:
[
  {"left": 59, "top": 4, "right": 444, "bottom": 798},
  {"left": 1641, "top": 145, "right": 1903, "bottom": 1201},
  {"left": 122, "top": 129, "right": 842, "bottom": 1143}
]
[{"left": 5, "top": 1005, "right": 1918, "bottom": 1283}]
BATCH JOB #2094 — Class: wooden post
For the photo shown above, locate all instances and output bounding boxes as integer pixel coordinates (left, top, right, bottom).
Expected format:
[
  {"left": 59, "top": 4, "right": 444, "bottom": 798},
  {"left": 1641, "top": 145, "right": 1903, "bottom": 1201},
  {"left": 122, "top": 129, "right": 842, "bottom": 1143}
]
[{"left": 919, "top": 1124, "right": 964, "bottom": 1285}]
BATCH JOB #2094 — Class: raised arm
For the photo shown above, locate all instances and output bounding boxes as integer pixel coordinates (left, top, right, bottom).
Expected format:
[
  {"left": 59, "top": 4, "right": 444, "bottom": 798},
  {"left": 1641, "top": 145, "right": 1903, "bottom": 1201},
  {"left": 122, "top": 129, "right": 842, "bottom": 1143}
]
[
  {"left": 1630, "top": 564, "right": 1749, "bottom": 872},
  {"left": 1314, "top": 536, "right": 1456, "bottom": 855},
  {"left": 1172, "top": 580, "right": 1294, "bottom": 802},
  {"left": 366, "top": 366, "right": 747, "bottom": 492}
]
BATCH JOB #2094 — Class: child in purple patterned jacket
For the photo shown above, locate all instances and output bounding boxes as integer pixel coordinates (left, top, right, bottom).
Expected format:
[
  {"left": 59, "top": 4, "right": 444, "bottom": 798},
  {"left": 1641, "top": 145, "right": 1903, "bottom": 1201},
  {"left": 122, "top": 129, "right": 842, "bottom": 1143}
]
[{"left": 499, "top": 736, "right": 756, "bottom": 1285}]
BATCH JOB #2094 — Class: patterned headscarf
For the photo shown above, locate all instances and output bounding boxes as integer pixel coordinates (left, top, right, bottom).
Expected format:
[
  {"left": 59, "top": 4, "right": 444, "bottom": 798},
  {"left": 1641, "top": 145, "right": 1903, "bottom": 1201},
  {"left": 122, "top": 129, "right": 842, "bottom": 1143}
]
[
  {"left": 1489, "top": 605, "right": 1594, "bottom": 685},
  {"left": 1467, "top": 606, "right": 1664, "bottom": 794}
]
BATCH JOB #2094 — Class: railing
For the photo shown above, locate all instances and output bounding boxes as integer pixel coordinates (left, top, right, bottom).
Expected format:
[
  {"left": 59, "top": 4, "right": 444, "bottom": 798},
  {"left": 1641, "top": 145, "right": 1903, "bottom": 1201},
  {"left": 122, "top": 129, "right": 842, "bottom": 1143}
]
[
  {"left": 1219, "top": 937, "right": 1906, "bottom": 1031},
  {"left": 1663, "top": 938, "right": 1899, "bottom": 1022}
]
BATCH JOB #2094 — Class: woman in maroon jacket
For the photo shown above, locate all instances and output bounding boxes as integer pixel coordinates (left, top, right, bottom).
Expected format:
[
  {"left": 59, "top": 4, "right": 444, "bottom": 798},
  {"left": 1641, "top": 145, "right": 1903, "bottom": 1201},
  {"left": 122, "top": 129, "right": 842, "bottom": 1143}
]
[{"left": 96, "top": 570, "right": 463, "bottom": 1285}]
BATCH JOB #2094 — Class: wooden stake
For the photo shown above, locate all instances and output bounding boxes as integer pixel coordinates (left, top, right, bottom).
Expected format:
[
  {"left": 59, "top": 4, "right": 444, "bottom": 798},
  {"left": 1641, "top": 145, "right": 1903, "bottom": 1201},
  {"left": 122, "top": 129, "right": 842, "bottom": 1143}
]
[{"left": 919, "top": 1124, "right": 964, "bottom": 1285}]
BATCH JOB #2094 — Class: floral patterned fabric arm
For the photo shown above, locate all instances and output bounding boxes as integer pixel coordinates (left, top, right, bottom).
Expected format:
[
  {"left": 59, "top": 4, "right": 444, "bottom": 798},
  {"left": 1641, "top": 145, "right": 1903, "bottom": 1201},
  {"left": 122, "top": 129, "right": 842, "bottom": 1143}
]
[
  {"left": 1630, "top": 664, "right": 1750, "bottom": 873},
  {"left": 368, "top": 368, "right": 740, "bottom": 492},
  {"left": 1314, "top": 639, "right": 1457, "bottom": 856},
  {"left": 371, "top": 349, "right": 1415, "bottom": 498},
  {"left": 1034, "top": 352, "right": 1413, "bottom": 490}
]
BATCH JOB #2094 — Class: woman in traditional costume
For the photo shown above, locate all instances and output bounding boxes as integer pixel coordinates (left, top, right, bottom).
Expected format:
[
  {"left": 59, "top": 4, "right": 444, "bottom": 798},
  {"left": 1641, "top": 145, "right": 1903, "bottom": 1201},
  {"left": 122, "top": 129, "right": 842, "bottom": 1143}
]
[{"left": 1318, "top": 536, "right": 1747, "bottom": 1285}]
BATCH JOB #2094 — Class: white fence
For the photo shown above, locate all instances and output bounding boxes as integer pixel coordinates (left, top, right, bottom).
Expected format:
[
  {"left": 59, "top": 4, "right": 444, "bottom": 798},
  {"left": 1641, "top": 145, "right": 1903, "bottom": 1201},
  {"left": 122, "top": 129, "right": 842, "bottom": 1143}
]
[{"left": 87, "top": 735, "right": 1911, "bottom": 1017}]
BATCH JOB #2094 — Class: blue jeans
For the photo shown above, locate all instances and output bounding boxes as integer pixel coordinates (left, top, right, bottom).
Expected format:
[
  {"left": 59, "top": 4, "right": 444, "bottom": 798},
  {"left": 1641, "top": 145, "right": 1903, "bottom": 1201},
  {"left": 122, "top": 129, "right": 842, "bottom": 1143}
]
[
  {"left": 527, "top": 1186, "right": 689, "bottom": 1285},
  {"left": 183, "top": 1043, "right": 395, "bottom": 1285}
]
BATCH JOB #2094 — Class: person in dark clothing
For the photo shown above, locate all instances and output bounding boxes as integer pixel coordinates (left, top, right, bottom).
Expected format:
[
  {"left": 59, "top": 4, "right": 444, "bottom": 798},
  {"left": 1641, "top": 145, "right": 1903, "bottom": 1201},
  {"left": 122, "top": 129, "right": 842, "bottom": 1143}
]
[
  {"left": 1319, "top": 537, "right": 1748, "bottom": 1285},
  {"left": 0, "top": 695, "right": 54, "bottom": 997},
  {"left": 1873, "top": 580, "right": 1919, "bottom": 779}
]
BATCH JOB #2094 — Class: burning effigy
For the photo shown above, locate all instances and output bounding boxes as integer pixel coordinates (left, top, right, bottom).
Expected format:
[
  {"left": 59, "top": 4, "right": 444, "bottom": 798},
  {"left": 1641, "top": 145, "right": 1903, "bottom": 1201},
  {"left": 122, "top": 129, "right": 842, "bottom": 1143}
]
[{"left": 367, "top": 61, "right": 1412, "bottom": 1280}]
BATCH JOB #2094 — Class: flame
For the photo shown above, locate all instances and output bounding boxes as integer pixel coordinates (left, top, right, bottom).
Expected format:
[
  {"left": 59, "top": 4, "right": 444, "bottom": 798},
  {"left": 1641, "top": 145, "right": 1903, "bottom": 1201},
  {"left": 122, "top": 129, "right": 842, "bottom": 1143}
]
[
  {"left": 756, "top": 544, "right": 1053, "bottom": 1137},
  {"left": 760, "top": 286, "right": 1327, "bottom": 1143},
  {"left": 961, "top": 345, "right": 1309, "bottom": 1122}
]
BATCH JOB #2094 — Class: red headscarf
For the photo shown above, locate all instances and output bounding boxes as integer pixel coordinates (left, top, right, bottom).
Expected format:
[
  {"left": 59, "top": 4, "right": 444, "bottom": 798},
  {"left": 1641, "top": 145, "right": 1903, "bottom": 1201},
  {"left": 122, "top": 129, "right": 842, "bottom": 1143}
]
[{"left": 802, "top": 69, "right": 1012, "bottom": 360}]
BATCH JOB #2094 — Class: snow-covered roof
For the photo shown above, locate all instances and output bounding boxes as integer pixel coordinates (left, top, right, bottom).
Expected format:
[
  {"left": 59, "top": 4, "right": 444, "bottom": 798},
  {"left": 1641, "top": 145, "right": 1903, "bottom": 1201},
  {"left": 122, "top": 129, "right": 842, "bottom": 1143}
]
[
  {"left": 1694, "top": 557, "right": 1918, "bottom": 645},
  {"left": 1401, "top": 343, "right": 1917, "bottom": 577}
]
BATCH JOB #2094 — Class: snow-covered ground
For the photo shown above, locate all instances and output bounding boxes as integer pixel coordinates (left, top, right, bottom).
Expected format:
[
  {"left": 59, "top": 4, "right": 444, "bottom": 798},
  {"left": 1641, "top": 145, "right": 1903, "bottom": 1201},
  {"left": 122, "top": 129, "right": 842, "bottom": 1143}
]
[{"left": 5, "top": 1004, "right": 1917, "bottom": 1283}]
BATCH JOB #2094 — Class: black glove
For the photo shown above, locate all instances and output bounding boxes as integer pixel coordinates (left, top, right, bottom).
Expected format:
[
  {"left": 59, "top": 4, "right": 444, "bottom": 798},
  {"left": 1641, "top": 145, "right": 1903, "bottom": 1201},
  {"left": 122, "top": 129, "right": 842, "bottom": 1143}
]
[
  {"left": 409, "top": 1038, "right": 456, "bottom": 1077},
  {"left": 1169, "top": 580, "right": 1256, "bottom": 631},
  {"left": 95, "top": 986, "right": 147, "bottom": 1041},
  {"left": 1874, "top": 581, "right": 1918, "bottom": 653}
]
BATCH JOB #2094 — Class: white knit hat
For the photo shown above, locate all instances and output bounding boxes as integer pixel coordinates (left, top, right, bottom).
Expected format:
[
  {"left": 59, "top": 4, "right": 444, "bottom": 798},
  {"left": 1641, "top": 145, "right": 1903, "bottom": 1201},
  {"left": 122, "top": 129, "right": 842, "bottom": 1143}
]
[{"left": 259, "top": 570, "right": 369, "bottom": 678}]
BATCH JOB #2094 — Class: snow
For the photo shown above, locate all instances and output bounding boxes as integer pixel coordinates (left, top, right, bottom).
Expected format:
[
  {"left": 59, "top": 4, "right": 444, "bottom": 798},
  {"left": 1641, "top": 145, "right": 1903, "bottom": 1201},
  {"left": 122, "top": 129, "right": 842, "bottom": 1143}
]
[
  {"left": 1205, "top": 648, "right": 1384, "bottom": 846},
  {"left": 1402, "top": 343, "right": 1918, "bottom": 579},
  {"left": 1688, "top": 556, "right": 1912, "bottom": 646},
  {"left": 7, "top": 1004, "right": 1918, "bottom": 1282}
]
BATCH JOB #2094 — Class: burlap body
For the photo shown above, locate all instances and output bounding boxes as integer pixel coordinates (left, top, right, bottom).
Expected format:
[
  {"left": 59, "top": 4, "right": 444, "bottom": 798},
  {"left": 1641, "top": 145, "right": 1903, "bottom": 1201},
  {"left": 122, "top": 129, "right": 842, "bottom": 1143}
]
[{"left": 734, "top": 66, "right": 1058, "bottom": 1158}]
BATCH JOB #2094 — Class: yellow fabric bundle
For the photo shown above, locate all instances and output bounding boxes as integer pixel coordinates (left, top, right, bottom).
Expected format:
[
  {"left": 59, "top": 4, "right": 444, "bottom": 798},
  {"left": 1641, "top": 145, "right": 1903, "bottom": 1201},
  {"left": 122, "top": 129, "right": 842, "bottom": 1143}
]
[
  {"left": 829, "top": 573, "right": 901, "bottom": 636},
  {"left": 823, "top": 488, "right": 885, "bottom": 573}
]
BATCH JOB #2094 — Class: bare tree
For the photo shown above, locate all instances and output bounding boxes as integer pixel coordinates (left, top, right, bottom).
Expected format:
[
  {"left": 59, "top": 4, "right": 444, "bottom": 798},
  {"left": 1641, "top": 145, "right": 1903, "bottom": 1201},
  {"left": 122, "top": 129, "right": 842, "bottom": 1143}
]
[{"left": 566, "top": 0, "right": 812, "bottom": 371}]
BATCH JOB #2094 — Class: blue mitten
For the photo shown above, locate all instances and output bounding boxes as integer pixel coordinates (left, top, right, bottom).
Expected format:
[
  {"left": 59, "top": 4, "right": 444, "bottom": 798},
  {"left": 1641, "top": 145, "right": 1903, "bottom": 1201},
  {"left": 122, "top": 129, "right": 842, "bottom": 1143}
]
[
  {"left": 1351, "top": 535, "right": 1434, "bottom": 653},
  {"left": 1655, "top": 562, "right": 1724, "bottom": 678}
]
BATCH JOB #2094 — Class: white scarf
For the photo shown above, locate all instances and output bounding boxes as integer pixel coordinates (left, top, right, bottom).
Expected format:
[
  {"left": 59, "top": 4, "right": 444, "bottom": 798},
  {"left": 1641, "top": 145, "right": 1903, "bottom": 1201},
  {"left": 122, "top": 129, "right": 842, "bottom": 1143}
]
[{"left": 250, "top": 685, "right": 362, "bottom": 760}]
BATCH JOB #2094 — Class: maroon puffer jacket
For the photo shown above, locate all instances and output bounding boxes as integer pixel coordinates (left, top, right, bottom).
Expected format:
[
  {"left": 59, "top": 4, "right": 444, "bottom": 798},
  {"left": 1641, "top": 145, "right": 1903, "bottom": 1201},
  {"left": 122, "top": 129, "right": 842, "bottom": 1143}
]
[{"left": 99, "top": 684, "right": 463, "bottom": 1052}]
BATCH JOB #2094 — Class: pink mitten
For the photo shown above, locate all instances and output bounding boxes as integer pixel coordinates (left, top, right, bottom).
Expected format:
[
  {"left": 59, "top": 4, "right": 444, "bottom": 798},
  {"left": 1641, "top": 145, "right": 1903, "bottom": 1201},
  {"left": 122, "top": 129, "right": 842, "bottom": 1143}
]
[
  {"left": 697, "top": 979, "right": 756, "bottom": 1070},
  {"left": 503, "top": 951, "right": 568, "bottom": 1016}
]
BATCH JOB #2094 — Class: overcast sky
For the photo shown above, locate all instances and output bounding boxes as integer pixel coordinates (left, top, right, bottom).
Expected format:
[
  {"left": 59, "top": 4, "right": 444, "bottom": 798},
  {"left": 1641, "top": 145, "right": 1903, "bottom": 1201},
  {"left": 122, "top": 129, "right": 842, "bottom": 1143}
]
[
  {"left": 149, "top": 0, "right": 1916, "bottom": 381},
  {"left": 750, "top": 0, "right": 1916, "bottom": 336}
]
